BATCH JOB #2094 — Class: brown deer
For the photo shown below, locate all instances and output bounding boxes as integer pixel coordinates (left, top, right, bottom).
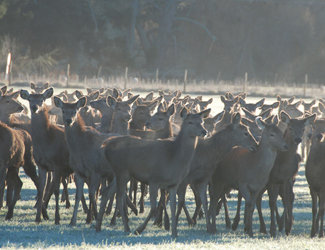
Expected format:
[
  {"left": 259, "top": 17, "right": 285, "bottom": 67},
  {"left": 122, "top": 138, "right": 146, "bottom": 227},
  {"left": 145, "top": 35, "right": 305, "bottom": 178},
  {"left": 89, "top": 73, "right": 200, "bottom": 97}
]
[
  {"left": 305, "top": 133, "right": 325, "bottom": 237},
  {"left": 251, "top": 112, "right": 315, "bottom": 237},
  {"left": 175, "top": 112, "right": 257, "bottom": 233},
  {"left": 20, "top": 88, "right": 73, "bottom": 224},
  {"left": 102, "top": 107, "right": 210, "bottom": 237},
  {"left": 0, "top": 89, "right": 39, "bottom": 201},
  {"left": 210, "top": 115, "right": 288, "bottom": 236}
]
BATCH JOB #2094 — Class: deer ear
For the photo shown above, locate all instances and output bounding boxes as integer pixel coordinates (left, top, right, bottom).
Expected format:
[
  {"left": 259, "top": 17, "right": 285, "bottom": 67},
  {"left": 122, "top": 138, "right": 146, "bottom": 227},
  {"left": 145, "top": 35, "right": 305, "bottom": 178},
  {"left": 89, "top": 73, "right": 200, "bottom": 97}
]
[
  {"left": 30, "top": 82, "right": 36, "bottom": 90},
  {"left": 75, "top": 90, "right": 83, "bottom": 99},
  {"left": 127, "top": 94, "right": 139, "bottom": 105},
  {"left": 113, "top": 88, "right": 120, "bottom": 99},
  {"left": 9, "top": 91, "right": 20, "bottom": 99},
  {"left": 54, "top": 96, "right": 63, "bottom": 108},
  {"left": 107, "top": 96, "right": 117, "bottom": 107},
  {"left": 180, "top": 107, "right": 189, "bottom": 119},
  {"left": 232, "top": 112, "right": 241, "bottom": 125},
  {"left": 198, "top": 108, "right": 211, "bottom": 119},
  {"left": 1, "top": 85, "right": 7, "bottom": 95},
  {"left": 77, "top": 97, "right": 87, "bottom": 109},
  {"left": 90, "top": 91, "right": 99, "bottom": 101},
  {"left": 304, "top": 113, "right": 316, "bottom": 125},
  {"left": 43, "top": 88, "right": 54, "bottom": 99},
  {"left": 20, "top": 89, "right": 30, "bottom": 100},
  {"left": 280, "top": 111, "right": 290, "bottom": 124},
  {"left": 44, "top": 82, "right": 50, "bottom": 89},
  {"left": 255, "top": 117, "right": 266, "bottom": 130},
  {"left": 272, "top": 115, "right": 279, "bottom": 125},
  {"left": 166, "top": 104, "right": 175, "bottom": 116}
]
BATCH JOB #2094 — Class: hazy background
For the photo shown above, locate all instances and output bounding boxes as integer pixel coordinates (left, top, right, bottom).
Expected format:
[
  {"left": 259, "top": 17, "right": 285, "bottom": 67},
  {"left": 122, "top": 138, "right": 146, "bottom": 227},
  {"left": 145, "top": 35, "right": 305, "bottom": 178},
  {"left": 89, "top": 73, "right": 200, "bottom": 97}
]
[{"left": 1, "top": 0, "right": 325, "bottom": 83}]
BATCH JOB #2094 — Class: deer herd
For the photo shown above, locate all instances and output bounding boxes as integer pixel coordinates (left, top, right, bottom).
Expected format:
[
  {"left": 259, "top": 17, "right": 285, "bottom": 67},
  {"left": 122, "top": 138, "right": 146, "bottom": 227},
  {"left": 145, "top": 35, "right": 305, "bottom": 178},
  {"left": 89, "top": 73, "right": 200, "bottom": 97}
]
[{"left": 1, "top": 82, "right": 325, "bottom": 238}]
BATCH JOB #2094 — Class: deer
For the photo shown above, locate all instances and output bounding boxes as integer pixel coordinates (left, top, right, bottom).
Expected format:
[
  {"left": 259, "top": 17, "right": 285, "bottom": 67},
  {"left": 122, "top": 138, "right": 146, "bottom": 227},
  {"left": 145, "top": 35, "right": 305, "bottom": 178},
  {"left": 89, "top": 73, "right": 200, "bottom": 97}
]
[
  {"left": 20, "top": 88, "right": 73, "bottom": 224},
  {"left": 0, "top": 89, "right": 40, "bottom": 209},
  {"left": 54, "top": 95, "right": 137, "bottom": 227},
  {"left": 30, "top": 82, "right": 50, "bottom": 94},
  {"left": 101, "top": 107, "right": 210, "bottom": 237},
  {"left": 305, "top": 132, "right": 325, "bottom": 237},
  {"left": 239, "top": 98, "right": 265, "bottom": 114},
  {"left": 210, "top": 115, "right": 288, "bottom": 236},
  {"left": 248, "top": 112, "right": 315, "bottom": 237},
  {"left": 175, "top": 112, "right": 257, "bottom": 234}
]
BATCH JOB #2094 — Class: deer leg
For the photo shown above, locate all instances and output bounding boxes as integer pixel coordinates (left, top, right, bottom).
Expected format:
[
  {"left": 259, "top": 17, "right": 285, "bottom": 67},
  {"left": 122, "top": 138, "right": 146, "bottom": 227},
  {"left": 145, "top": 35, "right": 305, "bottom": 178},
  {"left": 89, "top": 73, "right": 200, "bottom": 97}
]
[
  {"left": 116, "top": 175, "right": 130, "bottom": 233},
  {"left": 318, "top": 189, "right": 325, "bottom": 238},
  {"left": 169, "top": 187, "right": 178, "bottom": 238},
  {"left": 22, "top": 150, "right": 39, "bottom": 208},
  {"left": 256, "top": 189, "right": 267, "bottom": 234},
  {"left": 222, "top": 195, "right": 231, "bottom": 229},
  {"left": 6, "top": 168, "right": 22, "bottom": 220},
  {"left": 310, "top": 188, "right": 318, "bottom": 238},
  {"left": 105, "top": 193, "right": 115, "bottom": 215},
  {"left": 232, "top": 192, "right": 242, "bottom": 231},
  {"left": 86, "top": 175, "right": 100, "bottom": 224},
  {"left": 139, "top": 182, "right": 147, "bottom": 214},
  {"left": 96, "top": 178, "right": 116, "bottom": 232},
  {"left": 163, "top": 193, "right": 170, "bottom": 231},
  {"left": 240, "top": 185, "right": 254, "bottom": 236},
  {"left": 175, "top": 184, "right": 186, "bottom": 226},
  {"left": 208, "top": 181, "right": 225, "bottom": 234},
  {"left": 43, "top": 172, "right": 52, "bottom": 208},
  {"left": 197, "top": 183, "right": 212, "bottom": 233},
  {"left": 154, "top": 189, "right": 165, "bottom": 227},
  {"left": 52, "top": 172, "right": 61, "bottom": 225},
  {"left": 61, "top": 177, "right": 71, "bottom": 209},
  {"left": 81, "top": 193, "right": 88, "bottom": 213},
  {"left": 135, "top": 184, "right": 158, "bottom": 235},
  {"left": 268, "top": 184, "right": 279, "bottom": 237},
  {"left": 126, "top": 192, "right": 138, "bottom": 215},
  {"left": 36, "top": 167, "right": 48, "bottom": 223},
  {"left": 283, "top": 181, "right": 295, "bottom": 236},
  {"left": 70, "top": 173, "right": 84, "bottom": 226}
]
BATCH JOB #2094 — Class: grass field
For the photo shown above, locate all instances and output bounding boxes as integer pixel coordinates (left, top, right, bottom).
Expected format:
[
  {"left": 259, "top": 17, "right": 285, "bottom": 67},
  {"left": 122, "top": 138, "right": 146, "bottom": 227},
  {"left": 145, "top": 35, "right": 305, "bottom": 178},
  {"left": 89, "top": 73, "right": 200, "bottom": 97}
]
[
  {"left": 0, "top": 91, "right": 323, "bottom": 249},
  {"left": 0, "top": 166, "right": 322, "bottom": 249}
]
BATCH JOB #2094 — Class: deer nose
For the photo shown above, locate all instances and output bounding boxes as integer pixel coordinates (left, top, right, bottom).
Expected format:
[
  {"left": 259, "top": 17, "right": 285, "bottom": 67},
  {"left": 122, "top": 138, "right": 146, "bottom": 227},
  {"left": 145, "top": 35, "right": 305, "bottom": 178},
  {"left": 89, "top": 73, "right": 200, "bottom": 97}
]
[
  {"left": 201, "top": 129, "right": 207, "bottom": 137},
  {"left": 145, "top": 121, "right": 151, "bottom": 128},
  {"left": 65, "top": 119, "right": 72, "bottom": 126},
  {"left": 283, "top": 144, "right": 289, "bottom": 151},
  {"left": 295, "top": 137, "right": 302, "bottom": 144},
  {"left": 31, "top": 105, "right": 37, "bottom": 113}
]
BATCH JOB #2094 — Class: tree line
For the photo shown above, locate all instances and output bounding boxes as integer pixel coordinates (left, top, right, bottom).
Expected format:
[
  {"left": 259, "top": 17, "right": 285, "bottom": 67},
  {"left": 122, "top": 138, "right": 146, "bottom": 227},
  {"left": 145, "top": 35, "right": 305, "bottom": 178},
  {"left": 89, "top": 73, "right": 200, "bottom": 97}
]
[{"left": 0, "top": 0, "right": 325, "bottom": 83}]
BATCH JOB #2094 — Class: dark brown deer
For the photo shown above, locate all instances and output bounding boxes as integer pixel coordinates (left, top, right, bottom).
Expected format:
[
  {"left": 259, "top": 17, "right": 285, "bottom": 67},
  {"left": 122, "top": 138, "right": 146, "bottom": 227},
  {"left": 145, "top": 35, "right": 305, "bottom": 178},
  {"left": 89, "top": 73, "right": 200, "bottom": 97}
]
[
  {"left": 20, "top": 88, "right": 73, "bottom": 224},
  {"left": 175, "top": 113, "right": 257, "bottom": 233},
  {"left": 306, "top": 133, "right": 325, "bottom": 237},
  {"left": 102, "top": 107, "right": 210, "bottom": 237},
  {"left": 210, "top": 116, "right": 288, "bottom": 236}
]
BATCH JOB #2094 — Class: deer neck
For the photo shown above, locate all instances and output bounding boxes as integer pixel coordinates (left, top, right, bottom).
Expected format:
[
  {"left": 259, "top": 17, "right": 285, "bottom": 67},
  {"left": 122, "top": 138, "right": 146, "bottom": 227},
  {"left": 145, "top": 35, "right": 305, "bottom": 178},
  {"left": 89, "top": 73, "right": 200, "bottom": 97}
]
[
  {"left": 0, "top": 112, "right": 11, "bottom": 124},
  {"left": 283, "top": 129, "right": 298, "bottom": 153},
  {"left": 255, "top": 134, "right": 278, "bottom": 169},
  {"left": 129, "top": 118, "right": 145, "bottom": 130},
  {"left": 31, "top": 106, "right": 51, "bottom": 136},
  {"left": 174, "top": 129, "right": 198, "bottom": 168},
  {"left": 110, "top": 113, "right": 129, "bottom": 135},
  {"left": 209, "top": 126, "right": 236, "bottom": 160}
]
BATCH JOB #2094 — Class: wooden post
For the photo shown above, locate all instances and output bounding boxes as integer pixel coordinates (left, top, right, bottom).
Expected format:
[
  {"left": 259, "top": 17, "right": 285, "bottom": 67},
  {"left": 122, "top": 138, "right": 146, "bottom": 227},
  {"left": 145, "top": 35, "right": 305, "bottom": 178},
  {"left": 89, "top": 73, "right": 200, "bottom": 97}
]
[
  {"left": 304, "top": 74, "right": 308, "bottom": 97},
  {"left": 124, "top": 67, "right": 128, "bottom": 89},
  {"left": 66, "top": 64, "right": 70, "bottom": 88},
  {"left": 156, "top": 68, "right": 159, "bottom": 83},
  {"left": 5, "top": 52, "right": 12, "bottom": 86},
  {"left": 243, "top": 72, "right": 248, "bottom": 93},
  {"left": 183, "top": 69, "right": 188, "bottom": 93}
]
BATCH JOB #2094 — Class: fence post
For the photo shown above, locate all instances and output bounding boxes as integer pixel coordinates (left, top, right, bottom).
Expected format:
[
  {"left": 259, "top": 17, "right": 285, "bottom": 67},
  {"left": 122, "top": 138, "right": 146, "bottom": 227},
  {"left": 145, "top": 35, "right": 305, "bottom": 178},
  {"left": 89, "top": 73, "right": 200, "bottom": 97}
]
[
  {"left": 304, "top": 74, "right": 308, "bottom": 98},
  {"left": 124, "top": 67, "right": 128, "bottom": 89},
  {"left": 183, "top": 69, "right": 188, "bottom": 93},
  {"left": 5, "top": 52, "right": 12, "bottom": 86},
  {"left": 66, "top": 64, "right": 70, "bottom": 88},
  {"left": 243, "top": 72, "right": 248, "bottom": 93},
  {"left": 156, "top": 68, "right": 159, "bottom": 83}
]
